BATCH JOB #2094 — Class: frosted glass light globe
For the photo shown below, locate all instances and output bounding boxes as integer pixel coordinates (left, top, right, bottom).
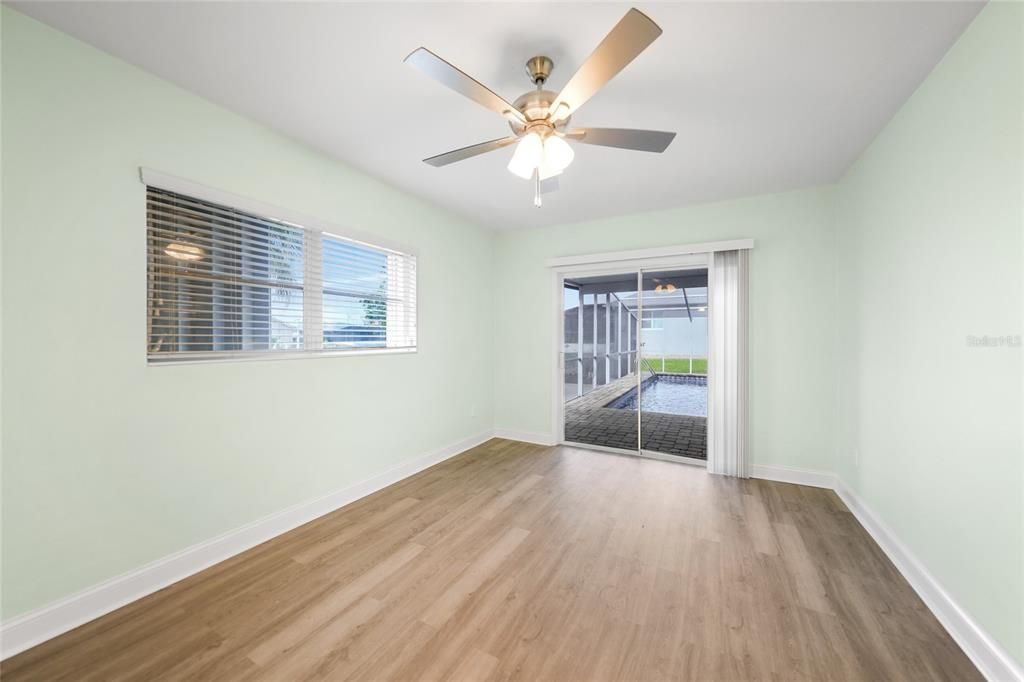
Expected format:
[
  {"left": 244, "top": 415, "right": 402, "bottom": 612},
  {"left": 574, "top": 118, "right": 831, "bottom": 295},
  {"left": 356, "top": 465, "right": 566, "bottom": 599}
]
[
  {"left": 507, "top": 133, "right": 543, "bottom": 179},
  {"left": 543, "top": 135, "right": 575, "bottom": 172}
]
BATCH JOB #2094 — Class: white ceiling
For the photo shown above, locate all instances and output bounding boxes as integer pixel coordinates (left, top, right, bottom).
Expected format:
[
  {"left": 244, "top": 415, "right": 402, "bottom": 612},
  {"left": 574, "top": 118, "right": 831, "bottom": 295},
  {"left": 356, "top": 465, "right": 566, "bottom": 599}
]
[{"left": 13, "top": 1, "right": 983, "bottom": 230}]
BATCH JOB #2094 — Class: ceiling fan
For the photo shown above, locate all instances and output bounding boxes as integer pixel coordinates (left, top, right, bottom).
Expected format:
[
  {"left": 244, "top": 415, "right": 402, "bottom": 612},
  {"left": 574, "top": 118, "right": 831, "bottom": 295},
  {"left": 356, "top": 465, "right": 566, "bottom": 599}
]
[{"left": 405, "top": 7, "right": 676, "bottom": 207}]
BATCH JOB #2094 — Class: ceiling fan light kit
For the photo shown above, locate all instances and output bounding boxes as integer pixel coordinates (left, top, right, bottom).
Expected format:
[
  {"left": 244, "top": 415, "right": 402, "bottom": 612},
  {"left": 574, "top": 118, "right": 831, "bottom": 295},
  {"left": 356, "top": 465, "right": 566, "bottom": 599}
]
[
  {"left": 507, "top": 133, "right": 574, "bottom": 180},
  {"left": 405, "top": 7, "right": 676, "bottom": 207}
]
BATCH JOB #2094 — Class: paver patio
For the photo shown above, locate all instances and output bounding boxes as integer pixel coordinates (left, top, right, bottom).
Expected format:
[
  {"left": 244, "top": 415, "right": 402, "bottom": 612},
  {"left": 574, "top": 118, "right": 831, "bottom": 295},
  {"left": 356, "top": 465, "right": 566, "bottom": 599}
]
[{"left": 564, "top": 372, "right": 707, "bottom": 459}]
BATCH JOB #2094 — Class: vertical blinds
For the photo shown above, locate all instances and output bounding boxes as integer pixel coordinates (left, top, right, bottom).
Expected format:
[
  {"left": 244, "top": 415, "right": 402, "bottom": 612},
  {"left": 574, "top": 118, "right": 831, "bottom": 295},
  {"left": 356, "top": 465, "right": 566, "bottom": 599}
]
[{"left": 146, "top": 186, "right": 417, "bottom": 363}]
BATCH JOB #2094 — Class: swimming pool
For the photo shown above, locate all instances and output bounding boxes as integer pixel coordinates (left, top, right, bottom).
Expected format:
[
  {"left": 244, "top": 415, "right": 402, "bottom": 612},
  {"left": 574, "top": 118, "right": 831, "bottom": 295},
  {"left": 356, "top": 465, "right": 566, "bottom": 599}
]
[{"left": 605, "top": 375, "right": 707, "bottom": 417}]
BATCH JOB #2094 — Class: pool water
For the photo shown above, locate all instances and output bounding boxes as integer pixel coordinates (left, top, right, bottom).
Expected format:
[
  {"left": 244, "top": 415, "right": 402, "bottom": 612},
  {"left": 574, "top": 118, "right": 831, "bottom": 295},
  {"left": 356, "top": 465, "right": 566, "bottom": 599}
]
[{"left": 605, "top": 375, "right": 708, "bottom": 417}]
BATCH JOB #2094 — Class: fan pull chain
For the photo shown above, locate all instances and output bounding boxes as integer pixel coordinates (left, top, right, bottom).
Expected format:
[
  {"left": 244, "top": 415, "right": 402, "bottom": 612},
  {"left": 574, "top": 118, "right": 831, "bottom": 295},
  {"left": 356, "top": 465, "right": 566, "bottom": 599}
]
[{"left": 534, "top": 169, "right": 542, "bottom": 208}]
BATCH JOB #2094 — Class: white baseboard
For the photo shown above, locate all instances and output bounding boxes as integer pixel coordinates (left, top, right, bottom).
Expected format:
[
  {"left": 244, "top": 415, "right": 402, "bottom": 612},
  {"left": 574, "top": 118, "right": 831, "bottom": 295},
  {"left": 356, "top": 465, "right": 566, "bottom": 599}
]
[
  {"left": 0, "top": 430, "right": 493, "bottom": 661},
  {"left": 750, "top": 463, "right": 837, "bottom": 489},
  {"left": 835, "top": 481, "right": 1023, "bottom": 682},
  {"left": 492, "top": 428, "right": 557, "bottom": 446}
]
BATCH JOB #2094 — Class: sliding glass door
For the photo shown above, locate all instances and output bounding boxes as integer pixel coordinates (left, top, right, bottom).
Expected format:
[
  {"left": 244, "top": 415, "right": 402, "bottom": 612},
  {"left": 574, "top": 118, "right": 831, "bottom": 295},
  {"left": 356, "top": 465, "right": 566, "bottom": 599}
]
[
  {"left": 562, "top": 273, "right": 639, "bottom": 452},
  {"left": 562, "top": 266, "right": 708, "bottom": 462},
  {"left": 638, "top": 270, "right": 709, "bottom": 460}
]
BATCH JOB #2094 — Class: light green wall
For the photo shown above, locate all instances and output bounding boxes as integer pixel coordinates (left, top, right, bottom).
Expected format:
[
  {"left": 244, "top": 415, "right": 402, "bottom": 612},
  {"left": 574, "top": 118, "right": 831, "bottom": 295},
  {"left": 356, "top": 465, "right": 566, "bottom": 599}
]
[
  {"left": 0, "top": 8, "right": 496, "bottom": 619},
  {"left": 493, "top": 186, "right": 839, "bottom": 472},
  {"left": 834, "top": 2, "right": 1023, "bottom": 662}
]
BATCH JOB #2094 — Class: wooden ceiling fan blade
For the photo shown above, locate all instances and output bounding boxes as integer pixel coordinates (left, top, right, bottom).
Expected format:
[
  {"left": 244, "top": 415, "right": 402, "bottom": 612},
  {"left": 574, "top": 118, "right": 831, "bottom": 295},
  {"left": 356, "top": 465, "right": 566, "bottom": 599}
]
[
  {"left": 566, "top": 128, "right": 676, "bottom": 153},
  {"left": 405, "top": 48, "right": 527, "bottom": 126},
  {"left": 423, "top": 136, "right": 518, "bottom": 167},
  {"left": 548, "top": 8, "right": 662, "bottom": 120}
]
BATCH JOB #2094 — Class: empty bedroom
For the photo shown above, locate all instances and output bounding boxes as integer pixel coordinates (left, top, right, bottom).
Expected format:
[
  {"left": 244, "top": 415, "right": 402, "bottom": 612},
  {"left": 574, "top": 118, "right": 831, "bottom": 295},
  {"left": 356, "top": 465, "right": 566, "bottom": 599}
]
[{"left": 1, "top": 1, "right": 1021, "bottom": 680}]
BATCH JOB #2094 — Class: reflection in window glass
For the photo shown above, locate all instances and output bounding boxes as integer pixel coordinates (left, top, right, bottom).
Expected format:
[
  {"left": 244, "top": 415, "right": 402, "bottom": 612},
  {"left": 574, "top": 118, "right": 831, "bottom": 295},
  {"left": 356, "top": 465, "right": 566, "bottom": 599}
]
[{"left": 322, "top": 238, "right": 388, "bottom": 348}]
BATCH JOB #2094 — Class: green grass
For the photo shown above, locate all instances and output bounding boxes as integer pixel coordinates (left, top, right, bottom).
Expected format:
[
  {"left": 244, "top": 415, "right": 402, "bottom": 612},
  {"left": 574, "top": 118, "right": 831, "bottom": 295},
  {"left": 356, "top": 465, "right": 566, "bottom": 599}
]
[{"left": 642, "top": 357, "right": 707, "bottom": 375}]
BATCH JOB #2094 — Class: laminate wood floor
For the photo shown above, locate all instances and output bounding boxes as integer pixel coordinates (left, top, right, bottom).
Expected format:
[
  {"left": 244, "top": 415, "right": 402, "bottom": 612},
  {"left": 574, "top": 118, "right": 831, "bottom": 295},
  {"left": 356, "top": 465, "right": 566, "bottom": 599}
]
[{"left": 2, "top": 439, "right": 981, "bottom": 681}]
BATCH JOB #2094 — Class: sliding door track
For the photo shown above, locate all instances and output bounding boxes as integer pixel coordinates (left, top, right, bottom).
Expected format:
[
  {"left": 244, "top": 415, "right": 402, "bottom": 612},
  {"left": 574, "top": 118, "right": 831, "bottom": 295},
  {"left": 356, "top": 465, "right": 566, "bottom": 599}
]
[{"left": 562, "top": 440, "right": 707, "bottom": 468}]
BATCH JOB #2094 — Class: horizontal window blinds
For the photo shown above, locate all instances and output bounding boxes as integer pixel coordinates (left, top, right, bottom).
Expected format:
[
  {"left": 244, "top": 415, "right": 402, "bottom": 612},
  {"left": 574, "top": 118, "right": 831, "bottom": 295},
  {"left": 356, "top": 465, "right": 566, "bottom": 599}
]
[{"left": 146, "top": 186, "right": 417, "bottom": 363}]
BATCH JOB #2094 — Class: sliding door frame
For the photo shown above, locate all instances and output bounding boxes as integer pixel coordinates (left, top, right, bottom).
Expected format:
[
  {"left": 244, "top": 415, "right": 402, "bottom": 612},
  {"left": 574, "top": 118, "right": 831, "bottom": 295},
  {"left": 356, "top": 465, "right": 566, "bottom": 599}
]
[{"left": 552, "top": 253, "right": 709, "bottom": 465}]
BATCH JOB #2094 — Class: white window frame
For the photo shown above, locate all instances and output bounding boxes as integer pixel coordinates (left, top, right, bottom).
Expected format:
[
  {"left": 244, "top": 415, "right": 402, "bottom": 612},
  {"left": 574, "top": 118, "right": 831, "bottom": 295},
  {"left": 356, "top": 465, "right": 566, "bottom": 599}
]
[{"left": 141, "top": 168, "right": 418, "bottom": 365}]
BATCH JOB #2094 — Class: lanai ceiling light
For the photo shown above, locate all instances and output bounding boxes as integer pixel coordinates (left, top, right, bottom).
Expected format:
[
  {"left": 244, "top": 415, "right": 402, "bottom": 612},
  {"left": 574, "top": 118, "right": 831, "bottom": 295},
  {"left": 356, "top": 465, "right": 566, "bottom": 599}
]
[{"left": 405, "top": 8, "right": 676, "bottom": 207}]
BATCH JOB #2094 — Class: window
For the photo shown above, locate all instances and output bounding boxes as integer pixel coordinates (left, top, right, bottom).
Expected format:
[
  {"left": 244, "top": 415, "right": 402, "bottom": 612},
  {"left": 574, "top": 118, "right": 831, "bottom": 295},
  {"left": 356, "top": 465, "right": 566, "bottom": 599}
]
[
  {"left": 146, "top": 184, "right": 416, "bottom": 363},
  {"left": 641, "top": 315, "right": 664, "bottom": 330}
]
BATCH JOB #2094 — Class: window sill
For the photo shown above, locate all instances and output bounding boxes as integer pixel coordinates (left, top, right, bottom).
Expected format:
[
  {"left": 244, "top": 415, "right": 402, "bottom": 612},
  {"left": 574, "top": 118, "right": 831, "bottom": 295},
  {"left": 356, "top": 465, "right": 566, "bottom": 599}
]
[{"left": 147, "top": 347, "right": 417, "bottom": 367}]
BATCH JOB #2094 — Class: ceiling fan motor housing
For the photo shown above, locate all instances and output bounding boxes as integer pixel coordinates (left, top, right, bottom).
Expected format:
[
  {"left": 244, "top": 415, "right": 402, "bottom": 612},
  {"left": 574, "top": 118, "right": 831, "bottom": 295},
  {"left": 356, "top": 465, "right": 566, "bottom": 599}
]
[{"left": 507, "top": 56, "right": 570, "bottom": 136}]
